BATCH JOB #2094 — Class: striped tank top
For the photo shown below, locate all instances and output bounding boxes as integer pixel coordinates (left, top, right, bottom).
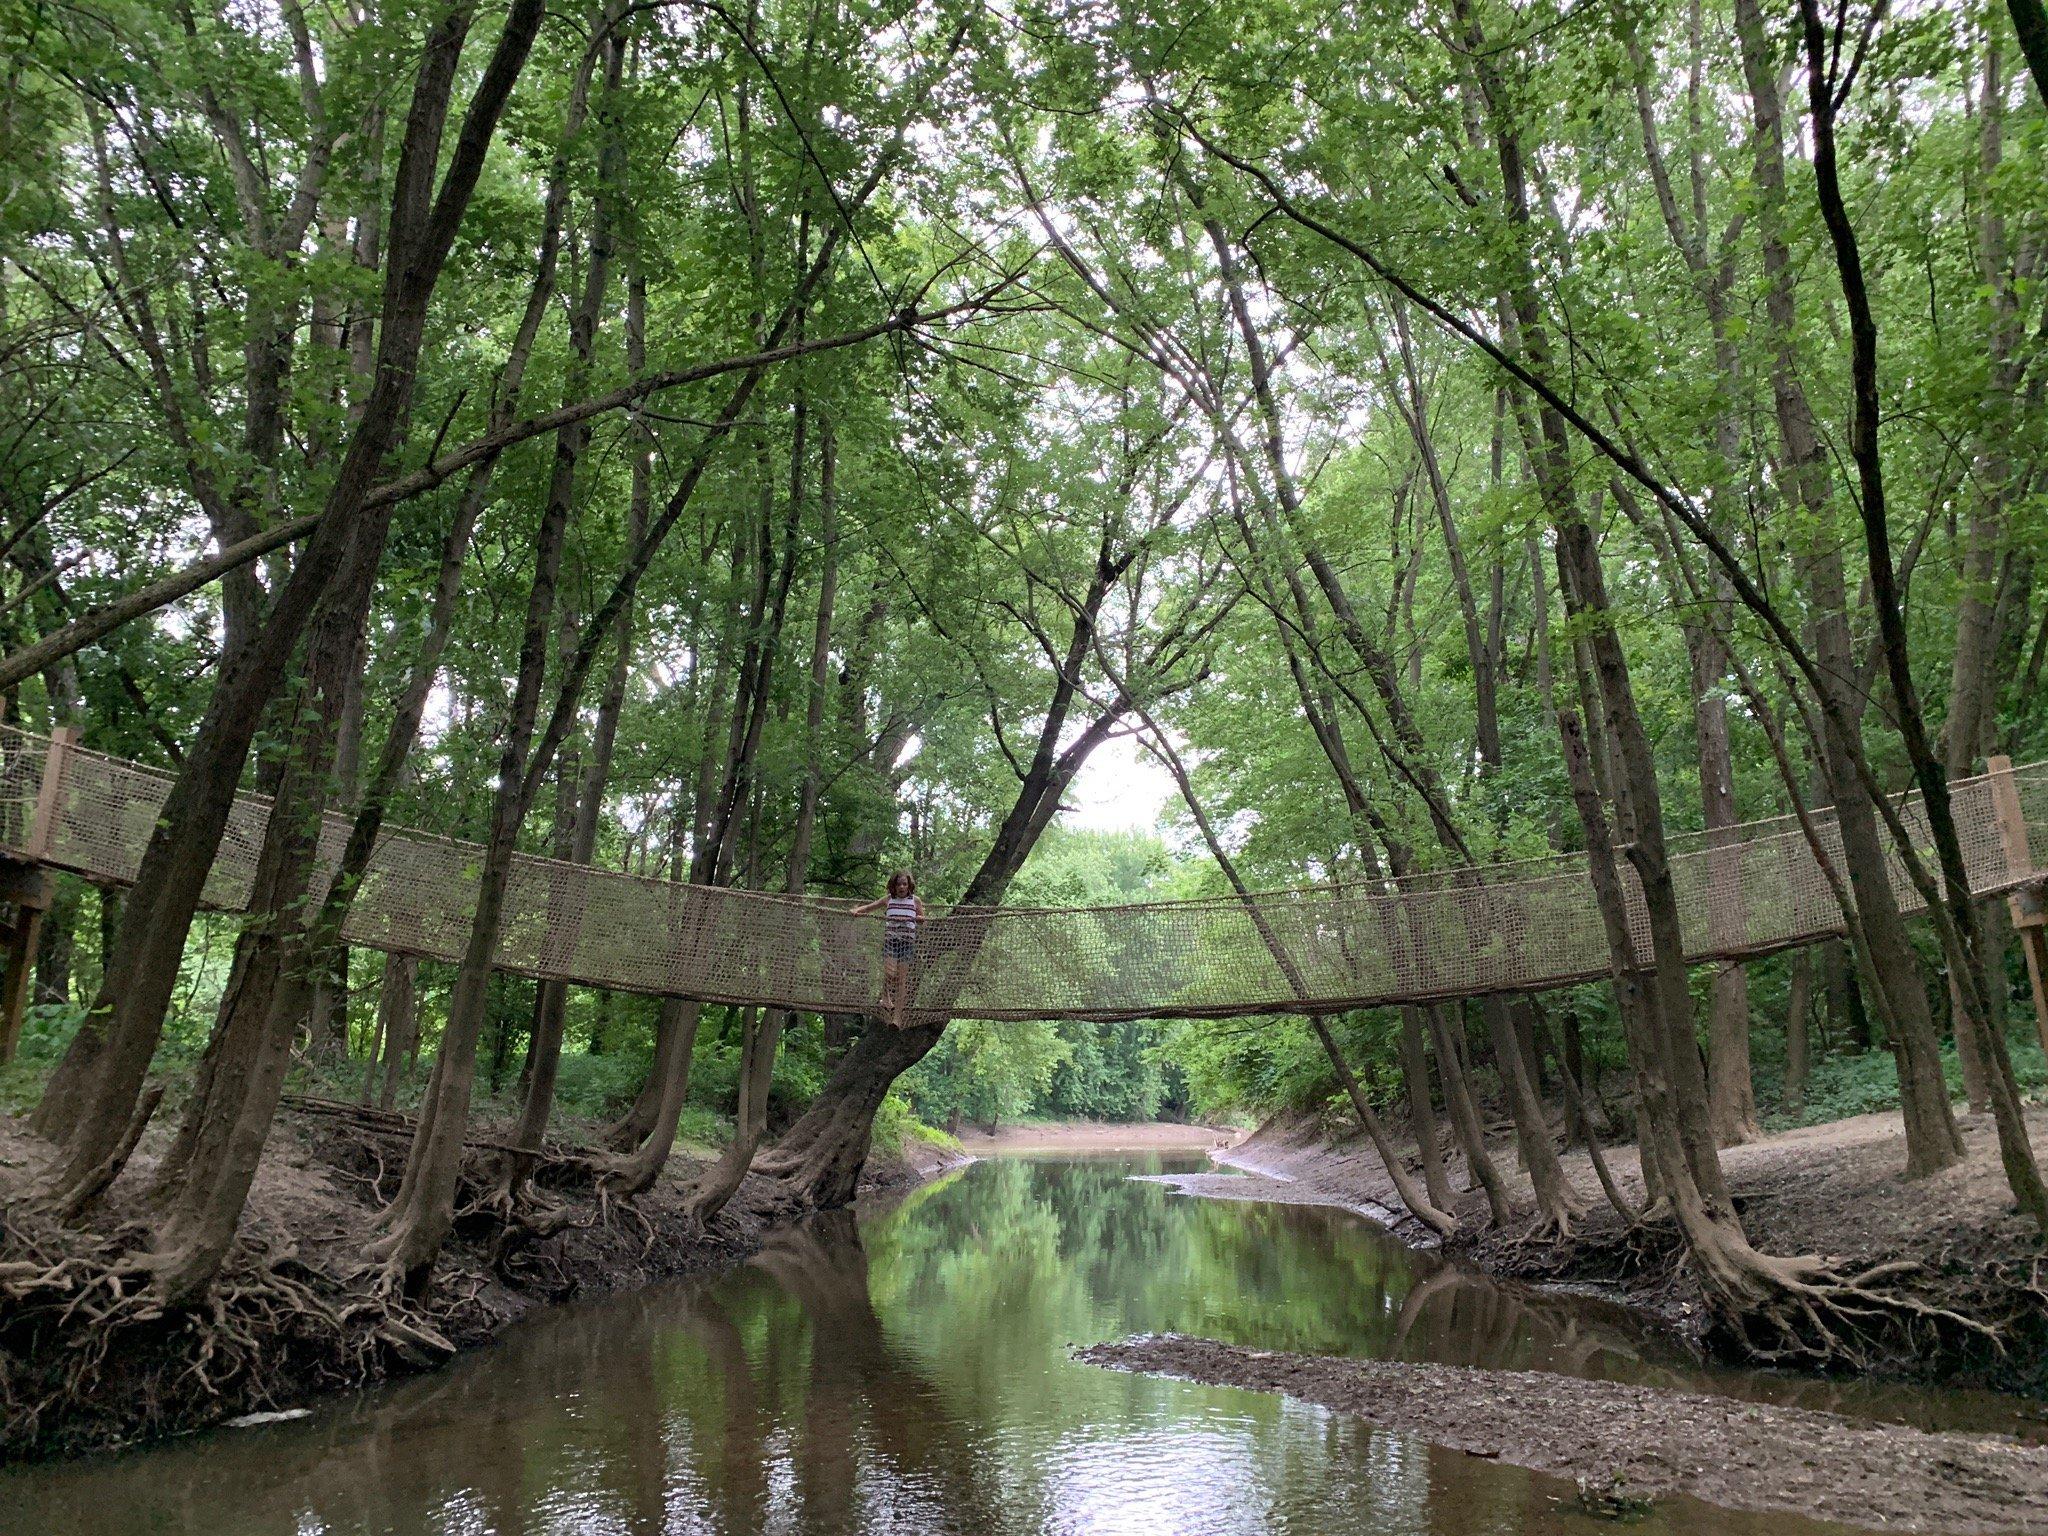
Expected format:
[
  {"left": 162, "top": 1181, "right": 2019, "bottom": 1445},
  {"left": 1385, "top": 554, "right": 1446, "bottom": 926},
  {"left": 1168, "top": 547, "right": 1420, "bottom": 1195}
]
[{"left": 885, "top": 895, "right": 919, "bottom": 935}]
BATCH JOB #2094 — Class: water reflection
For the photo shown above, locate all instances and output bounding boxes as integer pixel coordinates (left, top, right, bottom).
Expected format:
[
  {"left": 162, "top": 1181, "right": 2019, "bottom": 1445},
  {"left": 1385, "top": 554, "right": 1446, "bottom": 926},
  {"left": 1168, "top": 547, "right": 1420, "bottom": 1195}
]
[{"left": 0, "top": 1155, "right": 2022, "bottom": 1534}]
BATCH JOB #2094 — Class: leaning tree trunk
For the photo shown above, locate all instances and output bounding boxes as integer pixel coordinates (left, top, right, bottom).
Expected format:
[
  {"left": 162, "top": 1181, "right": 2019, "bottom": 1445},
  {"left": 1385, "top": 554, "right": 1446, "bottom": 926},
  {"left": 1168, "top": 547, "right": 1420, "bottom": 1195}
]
[
  {"left": 1307, "top": 1015, "right": 1457, "bottom": 1236},
  {"left": 598, "top": 999, "right": 704, "bottom": 1196},
  {"left": 756, "top": 512, "right": 1136, "bottom": 1205},
  {"left": 757, "top": 709, "right": 1127, "bottom": 1203},
  {"left": 1798, "top": 0, "right": 2046, "bottom": 1228},
  {"left": 29, "top": 3, "right": 545, "bottom": 1211},
  {"left": 1728, "top": 0, "right": 1962, "bottom": 1180},
  {"left": 754, "top": 1020, "right": 945, "bottom": 1207},
  {"left": 1125, "top": 695, "right": 1457, "bottom": 1236},
  {"left": 1425, "top": 1004, "right": 1513, "bottom": 1224},
  {"left": 1202, "top": 205, "right": 1580, "bottom": 1226},
  {"left": 144, "top": 474, "right": 400, "bottom": 1301},
  {"left": 1481, "top": 993, "right": 1582, "bottom": 1234}
]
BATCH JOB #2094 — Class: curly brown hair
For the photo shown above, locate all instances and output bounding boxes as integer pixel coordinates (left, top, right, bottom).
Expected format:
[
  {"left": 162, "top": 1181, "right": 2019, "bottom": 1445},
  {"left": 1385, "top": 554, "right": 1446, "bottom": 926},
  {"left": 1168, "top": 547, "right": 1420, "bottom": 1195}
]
[{"left": 886, "top": 870, "right": 916, "bottom": 898}]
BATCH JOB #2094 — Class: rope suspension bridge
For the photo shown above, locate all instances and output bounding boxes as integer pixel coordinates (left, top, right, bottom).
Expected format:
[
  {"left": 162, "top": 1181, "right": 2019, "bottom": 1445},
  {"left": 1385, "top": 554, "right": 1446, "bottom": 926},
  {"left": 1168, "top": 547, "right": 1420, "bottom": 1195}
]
[{"left": 0, "top": 723, "right": 2044, "bottom": 1045}]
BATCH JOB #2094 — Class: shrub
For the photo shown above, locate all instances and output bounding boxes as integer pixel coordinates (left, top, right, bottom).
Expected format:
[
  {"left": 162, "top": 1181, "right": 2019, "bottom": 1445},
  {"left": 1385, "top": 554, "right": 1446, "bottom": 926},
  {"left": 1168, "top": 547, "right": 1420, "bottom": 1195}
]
[{"left": 870, "top": 1089, "right": 956, "bottom": 1156}]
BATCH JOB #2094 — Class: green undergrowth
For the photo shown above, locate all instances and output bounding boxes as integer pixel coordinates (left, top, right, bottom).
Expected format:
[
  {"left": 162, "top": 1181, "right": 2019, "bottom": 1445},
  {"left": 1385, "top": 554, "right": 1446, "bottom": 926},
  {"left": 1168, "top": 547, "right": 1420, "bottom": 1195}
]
[
  {"left": 871, "top": 1090, "right": 960, "bottom": 1158},
  {"left": 1755, "top": 1033, "right": 2048, "bottom": 1132},
  {"left": 0, "top": 1002, "right": 90, "bottom": 1115},
  {"left": 1, "top": 1000, "right": 956, "bottom": 1170}
]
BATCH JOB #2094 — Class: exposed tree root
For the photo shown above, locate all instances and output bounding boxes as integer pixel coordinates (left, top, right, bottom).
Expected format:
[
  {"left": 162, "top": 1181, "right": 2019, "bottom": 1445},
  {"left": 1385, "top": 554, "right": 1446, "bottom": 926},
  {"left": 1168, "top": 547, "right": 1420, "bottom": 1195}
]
[
  {"left": 1709, "top": 1252, "right": 2010, "bottom": 1371},
  {"left": 0, "top": 1096, "right": 813, "bottom": 1458},
  {"left": 0, "top": 1201, "right": 463, "bottom": 1459}
]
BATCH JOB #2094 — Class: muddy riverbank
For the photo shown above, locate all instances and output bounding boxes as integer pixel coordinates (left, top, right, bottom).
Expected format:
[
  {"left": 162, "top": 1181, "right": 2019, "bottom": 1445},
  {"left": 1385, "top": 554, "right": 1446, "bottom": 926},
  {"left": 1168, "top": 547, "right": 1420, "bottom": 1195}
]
[
  {"left": 1079, "top": 1335, "right": 2048, "bottom": 1535},
  {"left": 0, "top": 1103, "right": 969, "bottom": 1461},
  {"left": 1208, "top": 1108, "right": 2048, "bottom": 1388}
]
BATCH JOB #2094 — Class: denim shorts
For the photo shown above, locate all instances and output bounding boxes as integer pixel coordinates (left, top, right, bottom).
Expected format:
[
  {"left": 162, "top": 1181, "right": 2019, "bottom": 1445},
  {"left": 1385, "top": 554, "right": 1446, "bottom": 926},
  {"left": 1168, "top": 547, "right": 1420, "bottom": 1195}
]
[{"left": 884, "top": 932, "right": 915, "bottom": 962}]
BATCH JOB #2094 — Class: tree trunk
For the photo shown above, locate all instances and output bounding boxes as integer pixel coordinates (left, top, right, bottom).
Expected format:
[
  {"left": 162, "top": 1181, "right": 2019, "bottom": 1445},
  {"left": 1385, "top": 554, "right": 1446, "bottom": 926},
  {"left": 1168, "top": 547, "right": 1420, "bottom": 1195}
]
[
  {"left": 757, "top": 1019, "right": 943, "bottom": 1207},
  {"left": 688, "top": 395, "right": 834, "bottom": 1226},
  {"left": 1797, "top": 0, "right": 2045, "bottom": 1228},
  {"left": 1398, "top": 1005, "right": 1455, "bottom": 1212},
  {"left": 1945, "top": 34, "right": 2025, "bottom": 1116},
  {"left": 683, "top": 1007, "right": 785, "bottom": 1223},
  {"left": 1426, "top": 1004, "right": 1512, "bottom": 1224},
  {"left": 759, "top": 700, "right": 1131, "bottom": 1201},
  {"left": 370, "top": 280, "right": 593, "bottom": 1285},
  {"left": 144, "top": 444, "right": 400, "bottom": 1300},
  {"left": 1820, "top": 939, "right": 1865, "bottom": 1050},
  {"left": 1450, "top": 0, "right": 1731, "bottom": 1222},
  {"left": 28, "top": 2, "right": 546, "bottom": 1209},
  {"left": 33, "top": 883, "right": 75, "bottom": 1007},
  {"left": 376, "top": 956, "right": 420, "bottom": 1112},
  {"left": 1482, "top": 995, "right": 1582, "bottom": 1233},
  {"left": 361, "top": 957, "right": 413, "bottom": 1107},
  {"left": 1784, "top": 949, "right": 1813, "bottom": 1118},
  {"left": 599, "top": 998, "right": 703, "bottom": 1195},
  {"left": 1556, "top": 1001, "right": 1596, "bottom": 1139},
  {"left": 305, "top": 641, "right": 366, "bottom": 1061},
  {"left": 1731, "top": 0, "right": 1961, "bottom": 1177},
  {"left": 1695, "top": 637, "right": 1758, "bottom": 1146},
  {"left": 608, "top": 997, "right": 686, "bottom": 1152},
  {"left": 1309, "top": 1014, "right": 1456, "bottom": 1236}
]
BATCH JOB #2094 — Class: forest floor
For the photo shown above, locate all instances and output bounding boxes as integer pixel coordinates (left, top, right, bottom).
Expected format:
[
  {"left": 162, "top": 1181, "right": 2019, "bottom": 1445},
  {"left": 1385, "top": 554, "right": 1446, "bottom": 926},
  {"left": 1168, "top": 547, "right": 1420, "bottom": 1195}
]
[
  {"left": 1206, "top": 1104, "right": 2048, "bottom": 1389},
  {"left": 1078, "top": 1335, "right": 2048, "bottom": 1535},
  {"left": 950, "top": 1119, "right": 1233, "bottom": 1155},
  {"left": 0, "top": 1101, "right": 970, "bottom": 1461}
]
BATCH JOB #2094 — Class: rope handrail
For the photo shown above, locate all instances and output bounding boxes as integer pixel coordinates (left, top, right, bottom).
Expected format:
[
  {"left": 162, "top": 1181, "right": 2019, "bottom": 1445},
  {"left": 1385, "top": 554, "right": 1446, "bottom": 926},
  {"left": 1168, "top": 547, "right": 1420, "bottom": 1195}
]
[{"left": 0, "top": 723, "right": 2041, "bottom": 1023}]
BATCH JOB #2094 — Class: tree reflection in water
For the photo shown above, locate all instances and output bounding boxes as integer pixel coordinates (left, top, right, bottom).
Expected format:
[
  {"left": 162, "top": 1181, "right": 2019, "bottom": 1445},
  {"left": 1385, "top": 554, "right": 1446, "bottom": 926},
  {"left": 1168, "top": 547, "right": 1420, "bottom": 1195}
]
[{"left": 0, "top": 1155, "right": 2021, "bottom": 1535}]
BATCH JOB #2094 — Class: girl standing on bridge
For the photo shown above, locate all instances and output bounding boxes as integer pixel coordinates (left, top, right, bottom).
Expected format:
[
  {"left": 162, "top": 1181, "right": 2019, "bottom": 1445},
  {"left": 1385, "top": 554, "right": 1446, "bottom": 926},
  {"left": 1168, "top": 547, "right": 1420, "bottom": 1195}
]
[{"left": 852, "top": 871, "right": 923, "bottom": 1028}]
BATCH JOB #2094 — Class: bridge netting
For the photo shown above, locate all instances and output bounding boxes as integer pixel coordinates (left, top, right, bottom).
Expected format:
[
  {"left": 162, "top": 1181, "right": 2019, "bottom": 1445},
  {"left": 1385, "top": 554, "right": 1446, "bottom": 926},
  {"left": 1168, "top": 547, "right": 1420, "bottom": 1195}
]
[{"left": 0, "top": 724, "right": 2042, "bottom": 1023}]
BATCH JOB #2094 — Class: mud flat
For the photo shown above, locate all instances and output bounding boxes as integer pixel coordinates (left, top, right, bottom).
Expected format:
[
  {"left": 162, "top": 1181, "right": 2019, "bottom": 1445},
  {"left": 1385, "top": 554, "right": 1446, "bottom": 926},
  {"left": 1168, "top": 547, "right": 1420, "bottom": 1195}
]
[{"left": 1080, "top": 1335, "right": 2048, "bottom": 1536}]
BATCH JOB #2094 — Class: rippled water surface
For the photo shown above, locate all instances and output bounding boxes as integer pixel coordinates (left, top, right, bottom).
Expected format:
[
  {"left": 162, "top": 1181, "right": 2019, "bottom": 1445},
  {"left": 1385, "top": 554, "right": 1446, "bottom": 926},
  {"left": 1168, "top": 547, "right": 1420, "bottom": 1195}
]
[{"left": 5, "top": 1152, "right": 2041, "bottom": 1535}]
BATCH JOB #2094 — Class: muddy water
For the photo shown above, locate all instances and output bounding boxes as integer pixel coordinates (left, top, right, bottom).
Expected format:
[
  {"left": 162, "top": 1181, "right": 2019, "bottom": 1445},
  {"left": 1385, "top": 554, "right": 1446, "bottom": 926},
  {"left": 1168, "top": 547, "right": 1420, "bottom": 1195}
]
[{"left": 4, "top": 1153, "right": 2043, "bottom": 1535}]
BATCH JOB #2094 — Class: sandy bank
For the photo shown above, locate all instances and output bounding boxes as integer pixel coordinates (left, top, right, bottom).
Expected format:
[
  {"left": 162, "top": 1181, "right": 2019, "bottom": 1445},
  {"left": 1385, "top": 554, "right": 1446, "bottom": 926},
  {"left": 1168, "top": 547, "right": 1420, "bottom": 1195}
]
[
  {"left": 1080, "top": 1335, "right": 2048, "bottom": 1535},
  {"left": 950, "top": 1119, "right": 1232, "bottom": 1155}
]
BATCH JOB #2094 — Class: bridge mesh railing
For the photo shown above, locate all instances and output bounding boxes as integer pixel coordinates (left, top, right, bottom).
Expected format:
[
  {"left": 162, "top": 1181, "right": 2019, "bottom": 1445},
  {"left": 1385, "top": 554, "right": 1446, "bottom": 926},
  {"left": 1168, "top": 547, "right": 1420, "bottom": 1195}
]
[{"left": 0, "top": 724, "right": 2042, "bottom": 1022}]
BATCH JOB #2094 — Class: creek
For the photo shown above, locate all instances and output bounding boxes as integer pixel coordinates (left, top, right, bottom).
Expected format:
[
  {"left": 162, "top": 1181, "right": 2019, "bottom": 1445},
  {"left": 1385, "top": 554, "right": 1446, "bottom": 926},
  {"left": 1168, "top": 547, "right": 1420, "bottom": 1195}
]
[{"left": 4, "top": 1152, "right": 2041, "bottom": 1534}]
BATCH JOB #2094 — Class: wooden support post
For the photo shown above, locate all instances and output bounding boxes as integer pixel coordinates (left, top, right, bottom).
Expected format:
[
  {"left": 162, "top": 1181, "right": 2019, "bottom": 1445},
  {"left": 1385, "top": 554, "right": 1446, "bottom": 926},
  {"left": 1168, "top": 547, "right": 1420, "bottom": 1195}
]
[
  {"left": 0, "top": 728, "right": 71, "bottom": 1064},
  {"left": 25, "top": 725, "right": 78, "bottom": 863},
  {"left": 1986, "top": 755, "right": 2048, "bottom": 1058}
]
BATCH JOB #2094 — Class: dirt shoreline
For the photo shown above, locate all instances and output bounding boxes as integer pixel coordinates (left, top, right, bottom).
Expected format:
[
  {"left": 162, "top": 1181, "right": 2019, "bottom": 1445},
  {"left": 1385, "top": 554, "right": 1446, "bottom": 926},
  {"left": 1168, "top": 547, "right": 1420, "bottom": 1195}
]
[
  {"left": 950, "top": 1119, "right": 1232, "bottom": 1155},
  {"left": 0, "top": 1106, "right": 971, "bottom": 1462},
  {"left": 1205, "top": 1107, "right": 2048, "bottom": 1387},
  {"left": 1080, "top": 1336, "right": 2048, "bottom": 1535}
]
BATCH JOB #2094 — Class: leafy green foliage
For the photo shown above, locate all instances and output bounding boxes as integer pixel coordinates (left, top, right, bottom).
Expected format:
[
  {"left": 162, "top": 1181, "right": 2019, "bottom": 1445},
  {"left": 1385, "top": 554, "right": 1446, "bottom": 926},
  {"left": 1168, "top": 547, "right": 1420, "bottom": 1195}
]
[{"left": 3, "top": 0, "right": 2044, "bottom": 1184}]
